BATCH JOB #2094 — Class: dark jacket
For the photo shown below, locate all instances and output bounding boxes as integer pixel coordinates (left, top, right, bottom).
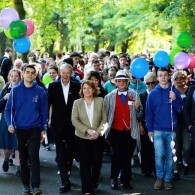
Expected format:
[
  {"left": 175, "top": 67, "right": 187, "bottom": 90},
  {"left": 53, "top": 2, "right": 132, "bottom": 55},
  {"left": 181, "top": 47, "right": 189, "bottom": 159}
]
[
  {"left": 47, "top": 80, "right": 80, "bottom": 137},
  {"left": 184, "top": 86, "right": 195, "bottom": 126}
]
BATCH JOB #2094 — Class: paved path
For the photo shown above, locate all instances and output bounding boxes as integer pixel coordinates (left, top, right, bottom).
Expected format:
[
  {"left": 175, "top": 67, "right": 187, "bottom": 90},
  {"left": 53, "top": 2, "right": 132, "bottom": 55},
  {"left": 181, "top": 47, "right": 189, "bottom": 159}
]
[{"left": 0, "top": 145, "right": 195, "bottom": 195}]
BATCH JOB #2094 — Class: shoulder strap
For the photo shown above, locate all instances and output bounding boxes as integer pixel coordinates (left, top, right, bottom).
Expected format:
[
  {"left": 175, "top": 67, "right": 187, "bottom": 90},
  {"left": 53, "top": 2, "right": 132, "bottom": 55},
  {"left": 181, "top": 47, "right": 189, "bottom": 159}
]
[{"left": 0, "top": 57, "right": 8, "bottom": 67}]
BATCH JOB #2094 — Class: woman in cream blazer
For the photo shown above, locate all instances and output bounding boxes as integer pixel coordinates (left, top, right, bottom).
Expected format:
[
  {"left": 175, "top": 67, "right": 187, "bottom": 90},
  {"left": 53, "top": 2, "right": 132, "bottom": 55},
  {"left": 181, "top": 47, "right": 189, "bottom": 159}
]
[{"left": 72, "top": 80, "right": 107, "bottom": 195}]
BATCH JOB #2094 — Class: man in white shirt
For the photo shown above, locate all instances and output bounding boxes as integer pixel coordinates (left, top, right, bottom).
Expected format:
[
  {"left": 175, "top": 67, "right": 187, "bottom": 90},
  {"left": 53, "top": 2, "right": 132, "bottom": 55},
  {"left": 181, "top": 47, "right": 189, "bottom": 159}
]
[{"left": 48, "top": 63, "right": 81, "bottom": 193}]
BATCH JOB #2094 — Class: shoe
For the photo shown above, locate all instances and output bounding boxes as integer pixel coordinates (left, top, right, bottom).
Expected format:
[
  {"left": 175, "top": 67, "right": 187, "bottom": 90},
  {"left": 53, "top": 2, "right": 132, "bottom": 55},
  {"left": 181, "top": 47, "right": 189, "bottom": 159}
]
[
  {"left": 164, "top": 181, "right": 172, "bottom": 190},
  {"left": 22, "top": 186, "right": 30, "bottom": 195},
  {"left": 123, "top": 182, "right": 133, "bottom": 190},
  {"left": 2, "top": 160, "right": 9, "bottom": 172},
  {"left": 59, "top": 180, "right": 71, "bottom": 193},
  {"left": 32, "top": 187, "right": 42, "bottom": 194},
  {"left": 154, "top": 179, "right": 163, "bottom": 190},
  {"left": 16, "top": 170, "right": 21, "bottom": 177},
  {"left": 183, "top": 165, "right": 189, "bottom": 175},
  {"left": 111, "top": 179, "right": 118, "bottom": 190}
]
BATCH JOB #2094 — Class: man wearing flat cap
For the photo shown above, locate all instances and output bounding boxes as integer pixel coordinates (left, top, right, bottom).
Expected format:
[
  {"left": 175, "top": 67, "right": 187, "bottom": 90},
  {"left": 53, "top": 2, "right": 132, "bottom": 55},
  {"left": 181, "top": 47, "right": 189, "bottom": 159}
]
[
  {"left": 37, "top": 58, "right": 47, "bottom": 79},
  {"left": 104, "top": 70, "right": 143, "bottom": 190}
]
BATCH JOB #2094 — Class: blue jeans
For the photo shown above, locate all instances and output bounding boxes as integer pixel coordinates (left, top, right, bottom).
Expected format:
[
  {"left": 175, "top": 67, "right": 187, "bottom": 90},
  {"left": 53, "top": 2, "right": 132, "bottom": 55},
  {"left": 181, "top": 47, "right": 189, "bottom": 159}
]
[{"left": 153, "top": 130, "right": 176, "bottom": 182}]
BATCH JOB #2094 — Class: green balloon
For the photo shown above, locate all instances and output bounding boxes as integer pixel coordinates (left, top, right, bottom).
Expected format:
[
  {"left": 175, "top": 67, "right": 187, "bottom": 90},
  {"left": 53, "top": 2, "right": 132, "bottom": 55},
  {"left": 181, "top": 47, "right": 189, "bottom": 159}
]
[
  {"left": 43, "top": 73, "right": 52, "bottom": 86},
  {"left": 9, "top": 20, "right": 27, "bottom": 39},
  {"left": 169, "top": 48, "right": 182, "bottom": 65},
  {"left": 4, "top": 29, "right": 13, "bottom": 39},
  {"left": 177, "top": 32, "right": 193, "bottom": 49}
]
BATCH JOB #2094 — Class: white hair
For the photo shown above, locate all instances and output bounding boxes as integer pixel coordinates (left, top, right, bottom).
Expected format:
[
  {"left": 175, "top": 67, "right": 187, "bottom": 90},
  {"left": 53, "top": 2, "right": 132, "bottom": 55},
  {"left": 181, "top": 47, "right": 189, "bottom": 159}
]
[
  {"left": 171, "top": 70, "right": 187, "bottom": 83},
  {"left": 144, "top": 72, "right": 157, "bottom": 82},
  {"left": 59, "top": 63, "right": 73, "bottom": 72}
]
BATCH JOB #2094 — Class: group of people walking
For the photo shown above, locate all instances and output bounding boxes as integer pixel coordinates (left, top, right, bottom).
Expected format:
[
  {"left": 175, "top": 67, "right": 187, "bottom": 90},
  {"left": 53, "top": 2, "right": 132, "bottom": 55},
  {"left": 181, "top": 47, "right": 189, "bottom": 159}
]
[{"left": 0, "top": 47, "right": 195, "bottom": 195}]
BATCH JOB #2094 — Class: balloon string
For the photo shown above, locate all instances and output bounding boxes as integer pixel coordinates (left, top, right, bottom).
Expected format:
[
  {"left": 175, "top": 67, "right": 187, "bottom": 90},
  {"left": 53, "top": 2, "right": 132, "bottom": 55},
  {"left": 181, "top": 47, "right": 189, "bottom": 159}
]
[
  {"left": 136, "top": 79, "right": 139, "bottom": 99},
  {"left": 170, "top": 83, "right": 174, "bottom": 141}
]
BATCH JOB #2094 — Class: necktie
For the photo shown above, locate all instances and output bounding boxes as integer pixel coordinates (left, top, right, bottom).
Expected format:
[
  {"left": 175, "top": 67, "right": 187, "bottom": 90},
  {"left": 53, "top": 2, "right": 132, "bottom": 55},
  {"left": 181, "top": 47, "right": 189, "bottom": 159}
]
[{"left": 119, "top": 93, "right": 127, "bottom": 105}]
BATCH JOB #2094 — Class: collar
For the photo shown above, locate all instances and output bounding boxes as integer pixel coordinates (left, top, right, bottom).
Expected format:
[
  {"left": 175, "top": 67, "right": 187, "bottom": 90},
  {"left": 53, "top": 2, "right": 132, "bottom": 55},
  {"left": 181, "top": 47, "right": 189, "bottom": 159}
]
[
  {"left": 118, "top": 90, "right": 127, "bottom": 96},
  {"left": 61, "top": 80, "right": 70, "bottom": 87}
]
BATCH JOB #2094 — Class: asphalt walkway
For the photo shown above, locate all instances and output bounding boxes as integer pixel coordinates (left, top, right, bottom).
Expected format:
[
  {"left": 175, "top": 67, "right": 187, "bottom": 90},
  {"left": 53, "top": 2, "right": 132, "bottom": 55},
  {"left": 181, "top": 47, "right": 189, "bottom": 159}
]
[{"left": 0, "top": 145, "right": 195, "bottom": 195}]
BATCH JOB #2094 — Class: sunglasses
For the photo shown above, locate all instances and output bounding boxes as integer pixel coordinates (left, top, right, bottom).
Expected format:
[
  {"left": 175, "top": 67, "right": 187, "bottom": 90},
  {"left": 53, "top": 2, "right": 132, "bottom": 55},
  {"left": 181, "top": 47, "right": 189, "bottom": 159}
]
[
  {"left": 175, "top": 77, "right": 186, "bottom": 81},
  {"left": 146, "top": 81, "right": 156, "bottom": 85}
]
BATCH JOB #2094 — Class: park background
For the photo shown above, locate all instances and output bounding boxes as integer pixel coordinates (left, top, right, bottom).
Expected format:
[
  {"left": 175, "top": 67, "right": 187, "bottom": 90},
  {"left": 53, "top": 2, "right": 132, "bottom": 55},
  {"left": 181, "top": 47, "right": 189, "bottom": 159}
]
[{"left": 0, "top": 0, "right": 194, "bottom": 60}]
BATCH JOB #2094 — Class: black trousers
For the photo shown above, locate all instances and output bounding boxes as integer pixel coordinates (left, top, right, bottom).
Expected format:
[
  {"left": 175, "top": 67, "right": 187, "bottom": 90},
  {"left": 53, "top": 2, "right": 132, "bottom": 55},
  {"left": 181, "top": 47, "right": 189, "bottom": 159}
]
[
  {"left": 140, "top": 131, "right": 155, "bottom": 175},
  {"left": 16, "top": 128, "right": 41, "bottom": 188},
  {"left": 108, "top": 129, "right": 136, "bottom": 184},
  {"left": 55, "top": 136, "right": 75, "bottom": 185},
  {"left": 76, "top": 136, "right": 104, "bottom": 194}
]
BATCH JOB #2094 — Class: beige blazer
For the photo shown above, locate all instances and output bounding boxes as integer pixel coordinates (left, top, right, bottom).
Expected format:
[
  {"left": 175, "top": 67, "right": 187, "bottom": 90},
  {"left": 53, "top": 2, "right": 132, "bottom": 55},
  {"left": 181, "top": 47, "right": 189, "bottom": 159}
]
[{"left": 71, "top": 97, "right": 107, "bottom": 139}]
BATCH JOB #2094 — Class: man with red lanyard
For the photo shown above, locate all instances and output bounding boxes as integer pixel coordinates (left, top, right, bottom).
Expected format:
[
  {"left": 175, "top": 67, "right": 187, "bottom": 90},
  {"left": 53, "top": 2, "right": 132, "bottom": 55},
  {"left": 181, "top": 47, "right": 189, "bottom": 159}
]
[{"left": 104, "top": 70, "right": 143, "bottom": 190}]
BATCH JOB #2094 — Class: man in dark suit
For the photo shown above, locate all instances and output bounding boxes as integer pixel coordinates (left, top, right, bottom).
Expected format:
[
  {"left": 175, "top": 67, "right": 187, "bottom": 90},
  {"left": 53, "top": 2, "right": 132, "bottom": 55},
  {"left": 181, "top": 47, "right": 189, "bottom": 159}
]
[
  {"left": 184, "top": 85, "right": 195, "bottom": 157},
  {"left": 48, "top": 63, "right": 80, "bottom": 193},
  {"left": 0, "top": 47, "right": 13, "bottom": 83}
]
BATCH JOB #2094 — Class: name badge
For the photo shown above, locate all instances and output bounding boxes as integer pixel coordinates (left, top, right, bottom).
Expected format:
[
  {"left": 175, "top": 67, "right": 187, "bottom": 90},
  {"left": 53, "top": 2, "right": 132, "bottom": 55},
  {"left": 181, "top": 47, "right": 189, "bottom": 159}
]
[{"left": 128, "top": 101, "right": 134, "bottom": 106}]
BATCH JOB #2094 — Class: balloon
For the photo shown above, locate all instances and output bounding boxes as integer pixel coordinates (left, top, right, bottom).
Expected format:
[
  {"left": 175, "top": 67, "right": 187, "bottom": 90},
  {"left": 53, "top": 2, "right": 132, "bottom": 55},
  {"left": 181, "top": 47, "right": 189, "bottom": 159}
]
[
  {"left": 153, "top": 50, "right": 170, "bottom": 68},
  {"left": 10, "top": 20, "right": 27, "bottom": 39},
  {"left": 13, "top": 37, "right": 31, "bottom": 53},
  {"left": 42, "top": 73, "right": 52, "bottom": 86},
  {"left": 4, "top": 29, "right": 13, "bottom": 39},
  {"left": 177, "top": 32, "right": 193, "bottom": 49},
  {"left": 174, "top": 52, "right": 190, "bottom": 70},
  {"left": 188, "top": 53, "right": 195, "bottom": 69},
  {"left": 169, "top": 48, "right": 182, "bottom": 65},
  {"left": 0, "top": 8, "right": 19, "bottom": 29},
  {"left": 23, "top": 19, "right": 35, "bottom": 37},
  {"left": 130, "top": 57, "right": 149, "bottom": 79}
]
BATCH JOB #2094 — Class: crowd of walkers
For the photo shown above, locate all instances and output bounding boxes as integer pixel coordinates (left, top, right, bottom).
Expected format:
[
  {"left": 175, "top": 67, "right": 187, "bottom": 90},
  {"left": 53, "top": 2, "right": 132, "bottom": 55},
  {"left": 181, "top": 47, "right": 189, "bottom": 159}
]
[{"left": 0, "top": 47, "right": 195, "bottom": 195}]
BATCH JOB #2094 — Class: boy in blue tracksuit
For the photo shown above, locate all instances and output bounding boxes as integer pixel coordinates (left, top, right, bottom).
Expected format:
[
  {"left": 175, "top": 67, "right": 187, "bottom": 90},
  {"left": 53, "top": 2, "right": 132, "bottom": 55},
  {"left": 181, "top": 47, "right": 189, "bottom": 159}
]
[
  {"left": 146, "top": 67, "right": 182, "bottom": 190},
  {"left": 4, "top": 64, "right": 48, "bottom": 195}
]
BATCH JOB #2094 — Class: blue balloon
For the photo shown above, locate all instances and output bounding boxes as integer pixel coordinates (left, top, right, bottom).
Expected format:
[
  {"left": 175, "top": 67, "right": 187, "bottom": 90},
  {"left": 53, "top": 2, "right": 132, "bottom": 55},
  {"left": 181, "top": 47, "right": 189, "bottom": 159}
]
[
  {"left": 153, "top": 50, "right": 170, "bottom": 68},
  {"left": 130, "top": 57, "right": 149, "bottom": 79},
  {"left": 13, "top": 37, "right": 31, "bottom": 53}
]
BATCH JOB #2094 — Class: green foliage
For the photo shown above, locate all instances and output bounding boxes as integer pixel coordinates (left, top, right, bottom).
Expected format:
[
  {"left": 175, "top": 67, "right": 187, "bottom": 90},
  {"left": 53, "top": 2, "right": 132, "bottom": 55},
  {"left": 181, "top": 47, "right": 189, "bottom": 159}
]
[{"left": 0, "top": 0, "right": 194, "bottom": 54}]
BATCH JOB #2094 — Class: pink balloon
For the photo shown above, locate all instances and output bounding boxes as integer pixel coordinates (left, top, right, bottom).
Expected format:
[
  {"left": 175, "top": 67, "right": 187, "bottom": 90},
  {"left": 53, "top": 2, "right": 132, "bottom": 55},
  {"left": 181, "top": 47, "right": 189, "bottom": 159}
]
[
  {"left": 0, "top": 8, "right": 19, "bottom": 29},
  {"left": 23, "top": 19, "right": 35, "bottom": 37},
  {"left": 188, "top": 53, "right": 195, "bottom": 69},
  {"left": 174, "top": 52, "right": 190, "bottom": 70}
]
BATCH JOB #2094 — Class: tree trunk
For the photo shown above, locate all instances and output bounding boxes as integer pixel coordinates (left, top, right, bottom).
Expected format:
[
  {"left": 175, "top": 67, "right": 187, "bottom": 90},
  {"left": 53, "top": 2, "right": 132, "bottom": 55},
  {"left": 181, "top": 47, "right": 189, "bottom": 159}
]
[
  {"left": 107, "top": 45, "right": 115, "bottom": 51},
  {"left": 46, "top": 40, "right": 55, "bottom": 58},
  {"left": 13, "top": 0, "right": 28, "bottom": 62},
  {"left": 94, "top": 38, "right": 100, "bottom": 52},
  {"left": 121, "top": 40, "right": 129, "bottom": 53},
  {"left": 0, "top": 31, "right": 6, "bottom": 57}
]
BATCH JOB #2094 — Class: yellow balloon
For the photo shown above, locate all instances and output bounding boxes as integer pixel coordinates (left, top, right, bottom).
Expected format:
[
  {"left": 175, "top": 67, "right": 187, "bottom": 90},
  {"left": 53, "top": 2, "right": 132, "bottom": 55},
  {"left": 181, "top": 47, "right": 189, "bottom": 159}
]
[{"left": 4, "top": 29, "right": 13, "bottom": 39}]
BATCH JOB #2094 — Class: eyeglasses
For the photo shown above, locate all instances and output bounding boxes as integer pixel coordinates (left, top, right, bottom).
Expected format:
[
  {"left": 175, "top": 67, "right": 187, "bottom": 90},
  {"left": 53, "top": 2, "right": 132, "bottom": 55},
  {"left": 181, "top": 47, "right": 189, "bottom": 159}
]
[
  {"left": 175, "top": 77, "right": 186, "bottom": 81},
  {"left": 146, "top": 81, "right": 156, "bottom": 85}
]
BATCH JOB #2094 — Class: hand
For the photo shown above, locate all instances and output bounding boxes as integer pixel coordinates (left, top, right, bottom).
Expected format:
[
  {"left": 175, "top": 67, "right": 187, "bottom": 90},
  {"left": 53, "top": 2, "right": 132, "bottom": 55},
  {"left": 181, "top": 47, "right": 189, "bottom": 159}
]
[
  {"left": 134, "top": 99, "right": 140, "bottom": 110},
  {"left": 48, "top": 119, "right": 51, "bottom": 128},
  {"left": 87, "top": 129, "right": 99, "bottom": 140},
  {"left": 139, "top": 126, "right": 145, "bottom": 135},
  {"left": 4, "top": 93, "right": 10, "bottom": 100},
  {"left": 169, "top": 91, "right": 176, "bottom": 101},
  {"left": 148, "top": 132, "right": 154, "bottom": 140},
  {"left": 40, "top": 131, "right": 46, "bottom": 143},
  {"left": 8, "top": 125, "right": 15, "bottom": 133}
]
